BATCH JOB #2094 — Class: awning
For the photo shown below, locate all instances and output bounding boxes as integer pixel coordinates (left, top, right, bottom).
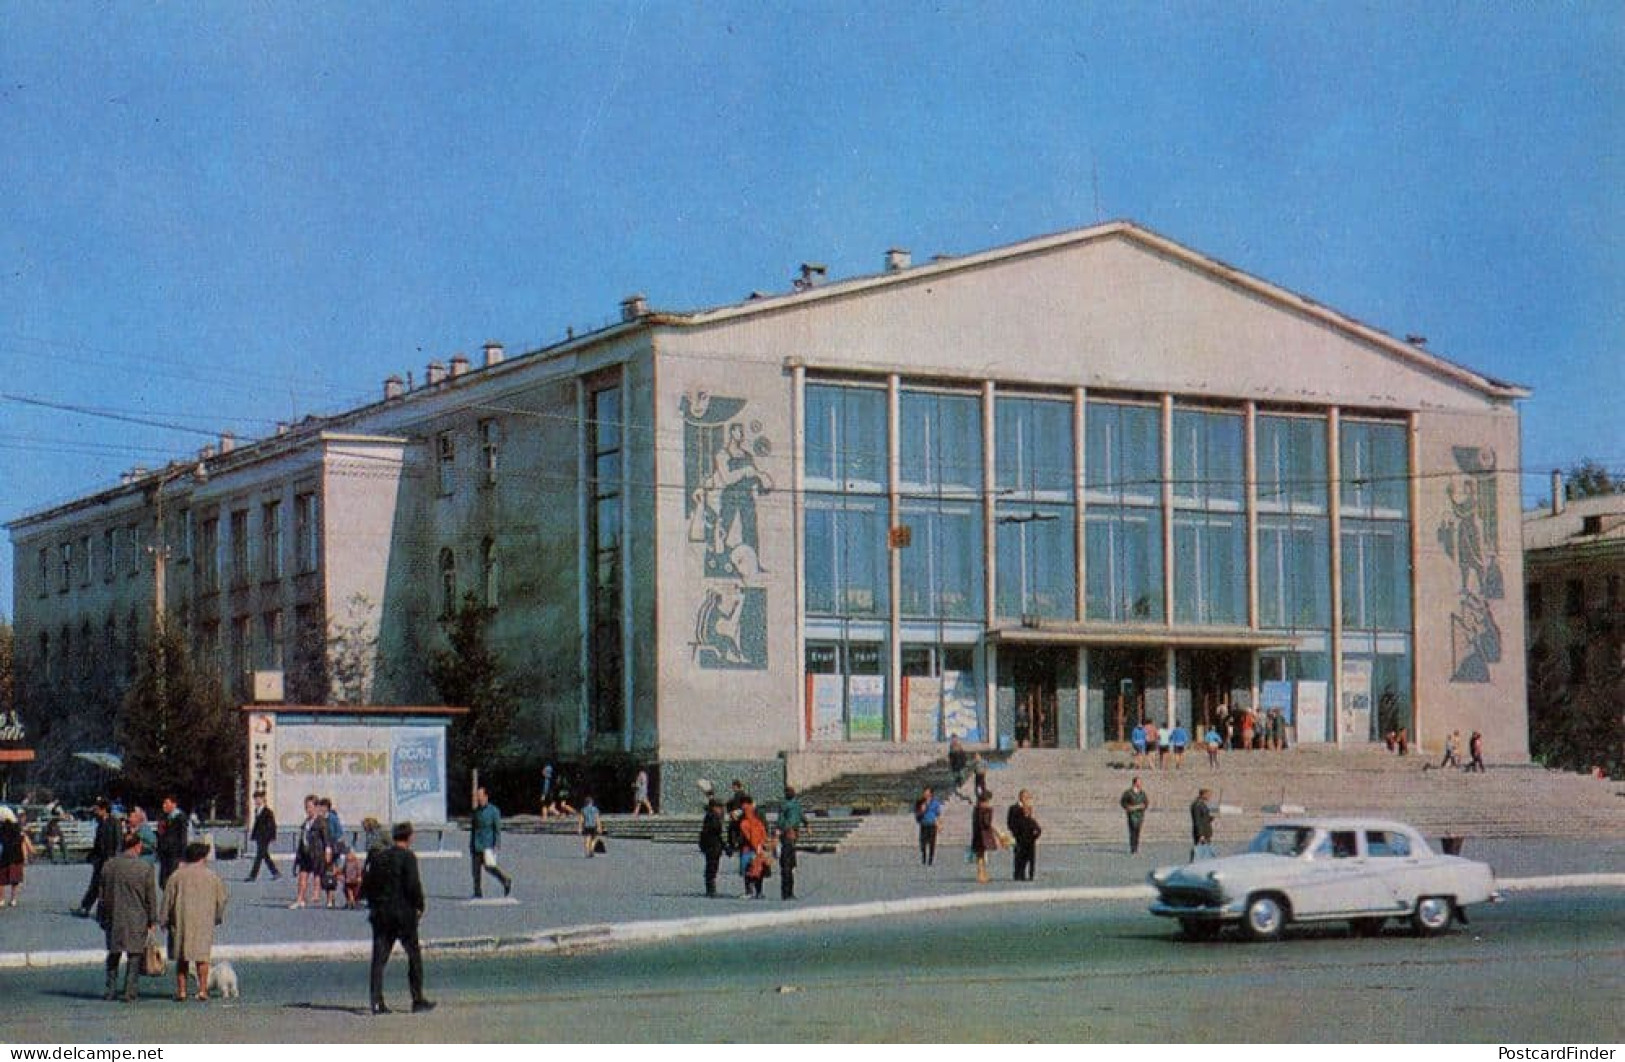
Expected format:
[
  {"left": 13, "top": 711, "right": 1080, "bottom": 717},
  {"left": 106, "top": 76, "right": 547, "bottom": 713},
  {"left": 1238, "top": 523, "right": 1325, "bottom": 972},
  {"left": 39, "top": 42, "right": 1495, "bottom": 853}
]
[{"left": 989, "top": 623, "right": 1301, "bottom": 650}]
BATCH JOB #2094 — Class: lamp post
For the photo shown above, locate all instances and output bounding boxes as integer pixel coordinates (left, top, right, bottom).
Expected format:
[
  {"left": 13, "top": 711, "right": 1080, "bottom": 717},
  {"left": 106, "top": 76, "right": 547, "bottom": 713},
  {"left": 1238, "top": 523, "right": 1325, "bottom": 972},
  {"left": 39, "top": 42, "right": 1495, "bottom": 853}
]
[{"left": 147, "top": 459, "right": 209, "bottom": 635}]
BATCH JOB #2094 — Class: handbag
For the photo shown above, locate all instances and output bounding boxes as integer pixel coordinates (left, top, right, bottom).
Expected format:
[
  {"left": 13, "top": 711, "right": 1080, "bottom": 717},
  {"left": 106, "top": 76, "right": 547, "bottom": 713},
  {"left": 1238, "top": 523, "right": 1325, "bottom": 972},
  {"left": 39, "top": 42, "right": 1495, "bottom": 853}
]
[
  {"left": 593, "top": 837, "right": 607, "bottom": 854},
  {"left": 482, "top": 848, "right": 499, "bottom": 869},
  {"left": 141, "top": 928, "right": 165, "bottom": 977}
]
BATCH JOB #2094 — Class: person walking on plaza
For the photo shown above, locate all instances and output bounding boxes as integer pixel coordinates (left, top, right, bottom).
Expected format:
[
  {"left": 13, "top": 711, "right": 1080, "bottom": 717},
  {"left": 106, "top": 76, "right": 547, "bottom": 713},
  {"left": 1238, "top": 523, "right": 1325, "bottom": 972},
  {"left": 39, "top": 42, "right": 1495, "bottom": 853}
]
[
  {"left": 1468, "top": 731, "right": 1486, "bottom": 772},
  {"left": 362, "top": 822, "right": 435, "bottom": 1015},
  {"left": 246, "top": 793, "right": 280, "bottom": 883},
  {"left": 99, "top": 832, "right": 157, "bottom": 1002},
  {"left": 161, "top": 842, "right": 228, "bottom": 1002},
  {"left": 578, "top": 794, "right": 604, "bottom": 857},
  {"left": 777, "top": 785, "right": 808, "bottom": 838},
  {"left": 1439, "top": 730, "right": 1463, "bottom": 771},
  {"left": 291, "top": 795, "right": 330, "bottom": 909},
  {"left": 0, "top": 805, "right": 33, "bottom": 906},
  {"left": 971, "top": 790, "right": 999, "bottom": 885},
  {"left": 777, "top": 827, "right": 798, "bottom": 901},
  {"left": 1119, "top": 776, "right": 1149, "bottom": 854},
  {"left": 631, "top": 768, "right": 655, "bottom": 816},
  {"left": 914, "top": 787, "right": 944, "bottom": 865},
  {"left": 736, "top": 795, "right": 769, "bottom": 894},
  {"left": 1204, "top": 724, "right": 1223, "bottom": 769},
  {"left": 1007, "top": 790, "right": 1042, "bottom": 882},
  {"left": 1169, "top": 723, "right": 1189, "bottom": 769},
  {"left": 1190, "top": 788, "right": 1218, "bottom": 861},
  {"left": 1130, "top": 721, "right": 1148, "bottom": 770},
  {"left": 469, "top": 787, "right": 513, "bottom": 898},
  {"left": 1143, "top": 720, "right": 1160, "bottom": 768},
  {"left": 76, "top": 798, "right": 122, "bottom": 918},
  {"left": 155, "top": 796, "right": 187, "bottom": 890},
  {"left": 699, "top": 798, "right": 726, "bottom": 897}
]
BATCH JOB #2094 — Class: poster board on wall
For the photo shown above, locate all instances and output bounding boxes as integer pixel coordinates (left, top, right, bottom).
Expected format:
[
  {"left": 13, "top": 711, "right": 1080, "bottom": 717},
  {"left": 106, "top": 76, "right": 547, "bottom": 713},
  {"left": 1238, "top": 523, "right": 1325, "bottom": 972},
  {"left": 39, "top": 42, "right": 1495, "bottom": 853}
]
[
  {"left": 1295, "top": 681, "right": 1328, "bottom": 743},
  {"left": 1341, "top": 657, "right": 1373, "bottom": 743},
  {"left": 847, "top": 675, "right": 887, "bottom": 741},
  {"left": 904, "top": 676, "right": 941, "bottom": 743},
  {"left": 808, "top": 674, "right": 845, "bottom": 743},
  {"left": 942, "top": 670, "right": 983, "bottom": 742}
]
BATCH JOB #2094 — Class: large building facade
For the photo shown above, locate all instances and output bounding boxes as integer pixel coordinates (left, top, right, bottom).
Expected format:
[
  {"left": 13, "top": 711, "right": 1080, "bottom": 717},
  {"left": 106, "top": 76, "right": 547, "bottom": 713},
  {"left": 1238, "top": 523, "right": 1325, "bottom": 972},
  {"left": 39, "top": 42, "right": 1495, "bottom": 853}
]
[{"left": 8, "top": 222, "right": 1530, "bottom": 808}]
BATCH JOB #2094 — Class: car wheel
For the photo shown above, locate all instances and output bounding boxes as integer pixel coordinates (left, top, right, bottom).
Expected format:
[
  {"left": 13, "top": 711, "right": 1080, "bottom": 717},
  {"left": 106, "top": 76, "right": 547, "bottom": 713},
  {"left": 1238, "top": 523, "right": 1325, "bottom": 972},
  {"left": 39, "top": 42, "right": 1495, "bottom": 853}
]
[
  {"left": 1242, "top": 894, "right": 1287, "bottom": 942},
  {"left": 1350, "top": 917, "right": 1386, "bottom": 938},
  {"left": 1179, "top": 918, "right": 1221, "bottom": 941},
  {"left": 1411, "top": 896, "right": 1454, "bottom": 936}
]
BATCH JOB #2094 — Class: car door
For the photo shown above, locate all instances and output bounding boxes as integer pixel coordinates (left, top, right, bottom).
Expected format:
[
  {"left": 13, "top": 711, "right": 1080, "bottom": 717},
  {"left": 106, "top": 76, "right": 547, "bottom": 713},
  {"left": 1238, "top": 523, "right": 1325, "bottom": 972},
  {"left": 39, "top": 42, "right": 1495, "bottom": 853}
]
[
  {"left": 1292, "top": 829, "right": 1392, "bottom": 917},
  {"left": 1364, "top": 828, "right": 1430, "bottom": 912}
]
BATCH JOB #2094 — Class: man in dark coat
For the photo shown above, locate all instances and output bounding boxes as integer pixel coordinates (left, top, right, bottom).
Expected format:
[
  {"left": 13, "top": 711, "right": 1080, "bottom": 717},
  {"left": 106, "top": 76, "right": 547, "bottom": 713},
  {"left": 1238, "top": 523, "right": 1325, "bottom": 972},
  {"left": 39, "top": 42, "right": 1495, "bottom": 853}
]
[
  {"left": 724, "top": 780, "right": 749, "bottom": 855},
  {"left": 246, "top": 793, "right": 280, "bottom": 883},
  {"left": 361, "top": 821, "right": 434, "bottom": 1015},
  {"left": 76, "top": 798, "right": 122, "bottom": 918},
  {"left": 698, "top": 798, "right": 726, "bottom": 897},
  {"left": 155, "top": 796, "right": 187, "bottom": 889},
  {"left": 1006, "top": 789, "right": 1042, "bottom": 881},
  {"left": 1190, "top": 788, "right": 1217, "bottom": 861},
  {"left": 100, "top": 832, "right": 158, "bottom": 1002},
  {"left": 1119, "top": 777, "right": 1150, "bottom": 854}
]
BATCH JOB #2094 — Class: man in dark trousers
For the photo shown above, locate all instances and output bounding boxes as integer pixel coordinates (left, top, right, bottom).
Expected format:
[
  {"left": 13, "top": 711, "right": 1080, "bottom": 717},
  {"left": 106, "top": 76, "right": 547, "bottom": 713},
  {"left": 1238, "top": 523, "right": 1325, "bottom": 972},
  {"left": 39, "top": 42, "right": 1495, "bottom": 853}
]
[
  {"left": 468, "top": 787, "right": 513, "bottom": 898},
  {"left": 246, "top": 792, "right": 280, "bottom": 882},
  {"left": 75, "top": 797, "right": 122, "bottom": 918},
  {"left": 99, "top": 831, "right": 157, "bottom": 1002},
  {"left": 777, "top": 827, "right": 798, "bottom": 900},
  {"left": 1119, "top": 776, "right": 1149, "bottom": 854},
  {"left": 1007, "top": 789, "right": 1042, "bottom": 881},
  {"left": 362, "top": 821, "right": 435, "bottom": 1015},
  {"left": 1190, "top": 788, "right": 1217, "bottom": 861},
  {"left": 155, "top": 795, "right": 187, "bottom": 889},
  {"left": 724, "top": 779, "right": 750, "bottom": 855},
  {"left": 698, "top": 798, "right": 726, "bottom": 897}
]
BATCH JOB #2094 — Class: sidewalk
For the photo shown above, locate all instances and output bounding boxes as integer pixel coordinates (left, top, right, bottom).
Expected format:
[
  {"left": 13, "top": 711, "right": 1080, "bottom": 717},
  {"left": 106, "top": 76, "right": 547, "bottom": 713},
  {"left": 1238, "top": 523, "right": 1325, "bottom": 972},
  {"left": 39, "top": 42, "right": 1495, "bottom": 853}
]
[{"left": 2, "top": 824, "right": 1622, "bottom": 968}]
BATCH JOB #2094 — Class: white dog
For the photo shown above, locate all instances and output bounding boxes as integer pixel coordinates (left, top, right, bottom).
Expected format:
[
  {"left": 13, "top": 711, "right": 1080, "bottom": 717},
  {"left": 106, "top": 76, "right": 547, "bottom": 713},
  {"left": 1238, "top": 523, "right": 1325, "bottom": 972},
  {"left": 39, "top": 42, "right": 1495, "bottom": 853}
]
[{"left": 208, "top": 962, "right": 240, "bottom": 999}]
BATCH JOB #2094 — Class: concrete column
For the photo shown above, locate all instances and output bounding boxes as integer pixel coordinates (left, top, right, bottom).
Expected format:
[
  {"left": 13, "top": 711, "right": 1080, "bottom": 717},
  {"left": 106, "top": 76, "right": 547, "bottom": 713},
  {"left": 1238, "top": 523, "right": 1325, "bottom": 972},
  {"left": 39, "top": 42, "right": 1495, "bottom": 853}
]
[
  {"left": 1074, "top": 388, "right": 1087, "bottom": 621},
  {"left": 1161, "top": 394, "right": 1176, "bottom": 627},
  {"left": 982, "top": 381, "right": 998, "bottom": 748},
  {"left": 620, "top": 379, "right": 633, "bottom": 755},
  {"left": 792, "top": 363, "right": 808, "bottom": 749},
  {"left": 887, "top": 374, "right": 903, "bottom": 744},
  {"left": 1407, "top": 409, "right": 1422, "bottom": 749},
  {"left": 575, "top": 379, "right": 590, "bottom": 754},
  {"left": 1165, "top": 644, "right": 1178, "bottom": 730},
  {"left": 1245, "top": 401, "right": 1260, "bottom": 630},
  {"left": 1327, "top": 407, "right": 1343, "bottom": 748},
  {"left": 1077, "top": 645, "right": 1089, "bottom": 749}
]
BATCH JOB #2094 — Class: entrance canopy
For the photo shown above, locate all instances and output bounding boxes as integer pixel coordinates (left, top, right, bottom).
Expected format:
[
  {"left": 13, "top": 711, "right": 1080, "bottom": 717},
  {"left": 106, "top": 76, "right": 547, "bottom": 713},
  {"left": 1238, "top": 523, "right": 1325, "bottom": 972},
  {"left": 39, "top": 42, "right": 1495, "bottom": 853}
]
[{"left": 990, "top": 623, "right": 1300, "bottom": 650}]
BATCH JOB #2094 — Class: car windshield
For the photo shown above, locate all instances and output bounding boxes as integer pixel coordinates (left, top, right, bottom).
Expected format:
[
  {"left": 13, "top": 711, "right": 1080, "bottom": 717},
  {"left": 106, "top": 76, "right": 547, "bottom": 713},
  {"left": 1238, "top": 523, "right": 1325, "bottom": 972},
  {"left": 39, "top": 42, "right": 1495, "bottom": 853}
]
[{"left": 1247, "top": 825, "right": 1316, "bottom": 857}]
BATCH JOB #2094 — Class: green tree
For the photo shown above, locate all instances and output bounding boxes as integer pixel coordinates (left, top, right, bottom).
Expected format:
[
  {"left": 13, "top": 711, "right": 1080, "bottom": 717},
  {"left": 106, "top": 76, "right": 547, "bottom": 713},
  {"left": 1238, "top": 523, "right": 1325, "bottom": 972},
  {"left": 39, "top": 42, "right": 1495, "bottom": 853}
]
[
  {"left": 116, "top": 624, "right": 239, "bottom": 813},
  {"left": 1564, "top": 458, "right": 1622, "bottom": 500},
  {"left": 426, "top": 593, "right": 515, "bottom": 800}
]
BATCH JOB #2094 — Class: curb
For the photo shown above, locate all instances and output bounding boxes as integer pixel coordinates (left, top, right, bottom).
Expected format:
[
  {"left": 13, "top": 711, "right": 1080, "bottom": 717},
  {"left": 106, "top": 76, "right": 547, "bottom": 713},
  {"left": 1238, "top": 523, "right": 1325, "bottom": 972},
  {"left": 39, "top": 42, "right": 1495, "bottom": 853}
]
[{"left": 3, "top": 874, "right": 1621, "bottom": 970}]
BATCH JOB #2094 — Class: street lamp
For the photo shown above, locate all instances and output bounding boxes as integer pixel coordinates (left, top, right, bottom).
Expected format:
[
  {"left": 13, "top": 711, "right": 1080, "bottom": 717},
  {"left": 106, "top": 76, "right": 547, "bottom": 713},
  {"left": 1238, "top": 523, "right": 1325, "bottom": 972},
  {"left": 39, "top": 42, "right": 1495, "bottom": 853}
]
[{"left": 147, "top": 459, "right": 209, "bottom": 634}]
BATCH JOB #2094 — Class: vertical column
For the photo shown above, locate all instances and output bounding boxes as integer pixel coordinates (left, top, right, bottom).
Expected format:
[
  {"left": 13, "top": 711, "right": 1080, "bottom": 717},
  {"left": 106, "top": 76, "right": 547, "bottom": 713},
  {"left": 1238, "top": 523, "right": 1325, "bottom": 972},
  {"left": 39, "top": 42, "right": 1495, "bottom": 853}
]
[
  {"left": 620, "top": 379, "right": 633, "bottom": 754},
  {"left": 575, "top": 378, "right": 591, "bottom": 754},
  {"left": 1161, "top": 394, "right": 1176, "bottom": 630},
  {"left": 791, "top": 363, "right": 808, "bottom": 749},
  {"left": 1165, "top": 645, "right": 1178, "bottom": 731},
  {"left": 1406, "top": 409, "right": 1423, "bottom": 749},
  {"left": 1077, "top": 646, "right": 1089, "bottom": 749},
  {"left": 1327, "top": 407, "right": 1343, "bottom": 748},
  {"left": 1074, "top": 388, "right": 1088, "bottom": 749},
  {"left": 983, "top": 381, "right": 998, "bottom": 747},
  {"left": 1245, "top": 401, "right": 1260, "bottom": 631},
  {"left": 887, "top": 374, "right": 903, "bottom": 744}
]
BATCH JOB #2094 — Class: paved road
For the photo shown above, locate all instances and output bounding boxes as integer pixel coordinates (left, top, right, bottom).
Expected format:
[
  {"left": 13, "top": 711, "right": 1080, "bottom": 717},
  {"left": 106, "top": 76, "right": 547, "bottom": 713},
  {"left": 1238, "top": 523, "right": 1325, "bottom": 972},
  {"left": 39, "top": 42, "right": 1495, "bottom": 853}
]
[{"left": 5, "top": 889, "right": 1621, "bottom": 1043}]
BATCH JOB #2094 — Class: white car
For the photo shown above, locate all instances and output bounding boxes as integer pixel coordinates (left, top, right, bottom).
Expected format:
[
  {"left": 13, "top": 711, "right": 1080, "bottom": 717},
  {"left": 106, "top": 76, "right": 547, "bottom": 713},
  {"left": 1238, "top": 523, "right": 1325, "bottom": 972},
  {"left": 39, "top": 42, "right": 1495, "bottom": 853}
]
[{"left": 1148, "top": 818, "right": 1501, "bottom": 941}]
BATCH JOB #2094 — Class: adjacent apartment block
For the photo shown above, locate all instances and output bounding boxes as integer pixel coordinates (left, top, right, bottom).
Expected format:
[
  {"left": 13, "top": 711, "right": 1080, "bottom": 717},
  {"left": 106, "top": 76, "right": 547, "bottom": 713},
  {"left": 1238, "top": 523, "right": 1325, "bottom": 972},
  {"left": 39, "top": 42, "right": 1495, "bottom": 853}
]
[{"left": 7, "top": 222, "right": 1531, "bottom": 809}]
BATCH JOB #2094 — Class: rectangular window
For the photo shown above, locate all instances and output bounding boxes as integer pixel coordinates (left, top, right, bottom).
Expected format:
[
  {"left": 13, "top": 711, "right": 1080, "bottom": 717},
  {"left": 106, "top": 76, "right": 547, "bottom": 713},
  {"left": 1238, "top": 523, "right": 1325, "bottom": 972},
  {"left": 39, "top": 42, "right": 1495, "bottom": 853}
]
[
  {"left": 1085, "top": 505, "right": 1164, "bottom": 622},
  {"left": 261, "top": 610, "right": 284, "bottom": 670},
  {"left": 294, "top": 493, "right": 320, "bottom": 574},
  {"left": 102, "top": 530, "right": 116, "bottom": 584},
  {"left": 1172, "top": 409, "right": 1244, "bottom": 508},
  {"left": 996, "top": 502, "right": 1075, "bottom": 620},
  {"left": 1341, "top": 519, "right": 1412, "bottom": 631},
  {"left": 1258, "top": 516, "right": 1332, "bottom": 629},
  {"left": 58, "top": 542, "right": 72, "bottom": 593},
  {"left": 805, "top": 383, "right": 887, "bottom": 491},
  {"left": 230, "top": 616, "right": 251, "bottom": 695},
  {"left": 1086, "top": 400, "right": 1160, "bottom": 505},
  {"left": 230, "top": 509, "right": 250, "bottom": 586},
  {"left": 898, "top": 499, "right": 983, "bottom": 620},
  {"left": 37, "top": 547, "right": 48, "bottom": 597},
  {"left": 127, "top": 524, "right": 145, "bottom": 577},
  {"left": 997, "top": 396, "right": 1073, "bottom": 497},
  {"left": 1565, "top": 579, "right": 1585, "bottom": 616},
  {"left": 1340, "top": 420, "right": 1409, "bottom": 519},
  {"left": 437, "top": 432, "right": 456, "bottom": 495},
  {"left": 588, "top": 383, "right": 624, "bottom": 735},
  {"left": 176, "top": 508, "right": 193, "bottom": 563},
  {"left": 805, "top": 493, "right": 889, "bottom": 617},
  {"left": 78, "top": 535, "right": 92, "bottom": 586},
  {"left": 261, "top": 500, "right": 283, "bottom": 581},
  {"left": 899, "top": 389, "right": 982, "bottom": 495},
  {"left": 198, "top": 517, "right": 220, "bottom": 593},
  {"left": 1173, "top": 511, "right": 1246, "bottom": 625},
  {"left": 1256, "top": 414, "right": 1328, "bottom": 514},
  {"left": 479, "top": 419, "right": 500, "bottom": 486}
]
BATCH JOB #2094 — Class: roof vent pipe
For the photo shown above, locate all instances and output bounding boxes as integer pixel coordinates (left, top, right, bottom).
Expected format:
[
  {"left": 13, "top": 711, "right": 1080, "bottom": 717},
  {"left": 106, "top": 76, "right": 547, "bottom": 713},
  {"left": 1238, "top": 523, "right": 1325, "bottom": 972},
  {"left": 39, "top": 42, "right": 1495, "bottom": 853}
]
[
  {"left": 449, "top": 352, "right": 470, "bottom": 378},
  {"left": 198, "top": 444, "right": 216, "bottom": 461},
  {"left": 1552, "top": 470, "right": 1565, "bottom": 517},
  {"left": 483, "top": 341, "right": 505, "bottom": 367},
  {"left": 384, "top": 375, "right": 405, "bottom": 400},
  {"left": 620, "top": 294, "right": 648, "bottom": 321},
  {"left": 793, "top": 262, "right": 827, "bottom": 291},
  {"left": 426, "top": 360, "right": 447, "bottom": 386},
  {"left": 885, "top": 248, "right": 911, "bottom": 272},
  {"left": 275, "top": 421, "right": 290, "bottom": 436},
  {"left": 218, "top": 432, "right": 235, "bottom": 454}
]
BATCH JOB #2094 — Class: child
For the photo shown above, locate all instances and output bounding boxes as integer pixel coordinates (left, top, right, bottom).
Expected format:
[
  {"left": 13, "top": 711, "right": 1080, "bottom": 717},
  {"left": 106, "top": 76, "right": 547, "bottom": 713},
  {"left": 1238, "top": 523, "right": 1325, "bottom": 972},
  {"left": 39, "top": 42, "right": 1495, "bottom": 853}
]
[
  {"left": 744, "top": 837, "right": 771, "bottom": 899},
  {"left": 579, "top": 795, "right": 601, "bottom": 858},
  {"left": 341, "top": 848, "right": 364, "bottom": 909}
]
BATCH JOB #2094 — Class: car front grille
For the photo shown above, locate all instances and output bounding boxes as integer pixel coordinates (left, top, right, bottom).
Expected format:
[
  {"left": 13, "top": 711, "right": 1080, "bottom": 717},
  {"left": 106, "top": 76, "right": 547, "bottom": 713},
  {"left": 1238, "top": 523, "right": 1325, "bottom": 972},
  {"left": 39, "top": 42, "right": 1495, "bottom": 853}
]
[{"left": 1156, "top": 886, "right": 1220, "bottom": 909}]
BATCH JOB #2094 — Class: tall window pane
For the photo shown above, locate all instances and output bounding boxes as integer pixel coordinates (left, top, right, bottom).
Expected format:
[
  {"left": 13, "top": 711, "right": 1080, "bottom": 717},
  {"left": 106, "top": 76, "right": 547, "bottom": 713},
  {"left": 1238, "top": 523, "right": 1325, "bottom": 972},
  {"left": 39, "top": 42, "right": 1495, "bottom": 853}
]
[
  {"left": 900, "top": 390, "right": 982, "bottom": 495},
  {"left": 900, "top": 499, "right": 983, "bottom": 619},
  {"left": 995, "top": 503, "right": 1075, "bottom": 619},
  {"left": 996, "top": 396, "right": 1072, "bottom": 496},
  {"left": 1085, "top": 506, "right": 1164, "bottom": 621},
  {"left": 1257, "top": 414, "right": 1328, "bottom": 513},
  {"left": 805, "top": 383, "right": 886, "bottom": 491}
]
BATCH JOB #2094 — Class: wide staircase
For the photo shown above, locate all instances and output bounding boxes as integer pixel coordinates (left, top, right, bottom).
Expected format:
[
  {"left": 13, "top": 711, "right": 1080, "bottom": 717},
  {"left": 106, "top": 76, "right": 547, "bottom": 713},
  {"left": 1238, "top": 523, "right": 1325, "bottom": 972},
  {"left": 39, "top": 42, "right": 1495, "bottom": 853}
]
[
  {"left": 502, "top": 748, "right": 1624, "bottom": 854},
  {"left": 804, "top": 745, "right": 1625, "bottom": 850}
]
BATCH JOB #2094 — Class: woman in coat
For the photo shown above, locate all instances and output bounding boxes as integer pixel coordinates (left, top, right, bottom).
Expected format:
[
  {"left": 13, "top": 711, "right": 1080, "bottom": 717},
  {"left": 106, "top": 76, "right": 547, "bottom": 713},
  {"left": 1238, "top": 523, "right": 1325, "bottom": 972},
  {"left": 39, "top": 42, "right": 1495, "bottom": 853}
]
[
  {"left": 971, "top": 790, "right": 1000, "bottom": 884},
  {"left": 160, "top": 842, "right": 228, "bottom": 1001}
]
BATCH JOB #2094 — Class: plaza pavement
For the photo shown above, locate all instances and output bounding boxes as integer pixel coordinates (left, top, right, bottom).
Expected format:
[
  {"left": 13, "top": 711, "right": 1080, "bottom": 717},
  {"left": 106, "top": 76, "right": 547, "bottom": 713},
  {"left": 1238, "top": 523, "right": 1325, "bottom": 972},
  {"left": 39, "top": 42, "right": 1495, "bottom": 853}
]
[{"left": 2, "top": 821, "right": 1622, "bottom": 969}]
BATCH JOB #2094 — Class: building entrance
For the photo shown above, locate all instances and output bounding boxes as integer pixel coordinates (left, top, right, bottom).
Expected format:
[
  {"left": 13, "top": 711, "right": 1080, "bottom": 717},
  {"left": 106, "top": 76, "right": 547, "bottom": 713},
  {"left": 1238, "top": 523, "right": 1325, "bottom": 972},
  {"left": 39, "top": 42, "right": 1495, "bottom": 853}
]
[
  {"left": 1176, "top": 648, "right": 1251, "bottom": 733},
  {"left": 1009, "top": 647, "right": 1064, "bottom": 748},
  {"left": 1091, "top": 647, "right": 1166, "bottom": 741}
]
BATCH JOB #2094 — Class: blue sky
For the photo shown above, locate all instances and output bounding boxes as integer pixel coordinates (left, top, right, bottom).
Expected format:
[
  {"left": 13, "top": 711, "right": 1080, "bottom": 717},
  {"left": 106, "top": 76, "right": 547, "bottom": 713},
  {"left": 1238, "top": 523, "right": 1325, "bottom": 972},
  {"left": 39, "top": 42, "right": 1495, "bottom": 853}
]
[{"left": 2, "top": 2, "right": 1621, "bottom": 618}]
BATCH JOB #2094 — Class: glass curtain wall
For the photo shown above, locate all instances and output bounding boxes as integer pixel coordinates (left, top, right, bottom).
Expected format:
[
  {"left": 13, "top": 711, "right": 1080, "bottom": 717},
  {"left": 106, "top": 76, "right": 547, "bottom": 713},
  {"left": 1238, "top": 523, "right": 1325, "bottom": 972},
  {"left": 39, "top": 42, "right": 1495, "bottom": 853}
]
[
  {"left": 804, "top": 383, "right": 890, "bottom": 740},
  {"left": 1085, "top": 400, "right": 1163, "bottom": 622},
  {"left": 1340, "top": 419, "right": 1413, "bottom": 740},
  {"left": 1172, "top": 408, "right": 1246, "bottom": 625},
  {"left": 899, "top": 388, "right": 985, "bottom": 741},
  {"left": 993, "top": 396, "right": 1075, "bottom": 620}
]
